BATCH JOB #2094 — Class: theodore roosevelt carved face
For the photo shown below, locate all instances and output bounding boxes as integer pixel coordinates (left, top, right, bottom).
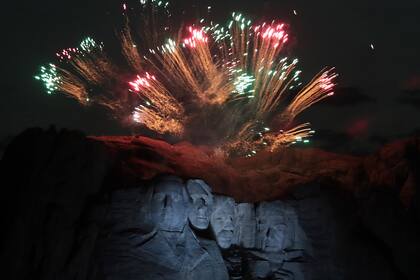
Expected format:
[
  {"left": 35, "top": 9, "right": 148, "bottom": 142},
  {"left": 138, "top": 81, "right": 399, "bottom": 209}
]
[{"left": 210, "top": 196, "right": 236, "bottom": 249}]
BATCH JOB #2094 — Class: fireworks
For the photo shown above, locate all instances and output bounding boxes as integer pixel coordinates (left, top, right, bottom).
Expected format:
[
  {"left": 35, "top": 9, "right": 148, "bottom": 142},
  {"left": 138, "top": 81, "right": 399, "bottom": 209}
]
[
  {"left": 35, "top": 1, "right": 337, "bottom": 157},
  {"left": 35, "top": 64, "right": 60, "bottom": 94},
  {"left": 233, "top": 72, "right": 255, "bottom": 97},
  {"left": 183, "top": 27, "right": 209, "bottom": 48},
  {"left": 129, "top": 72, "right": 184, "bottom": 134},
  {"left": 56, "top": 48, "right": 79, "bottom": 61}
]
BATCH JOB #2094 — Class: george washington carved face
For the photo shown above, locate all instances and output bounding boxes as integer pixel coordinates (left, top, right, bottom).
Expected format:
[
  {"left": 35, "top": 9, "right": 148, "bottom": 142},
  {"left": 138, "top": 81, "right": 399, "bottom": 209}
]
[{"left": 150, "top": 175, "right": 189, "bottom": 232}]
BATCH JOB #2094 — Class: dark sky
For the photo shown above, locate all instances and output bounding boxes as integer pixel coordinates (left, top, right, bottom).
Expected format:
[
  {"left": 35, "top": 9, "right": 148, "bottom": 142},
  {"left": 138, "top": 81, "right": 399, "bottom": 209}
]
[{"left": 1, "top": 0, "right": 420, "bottom": 152}]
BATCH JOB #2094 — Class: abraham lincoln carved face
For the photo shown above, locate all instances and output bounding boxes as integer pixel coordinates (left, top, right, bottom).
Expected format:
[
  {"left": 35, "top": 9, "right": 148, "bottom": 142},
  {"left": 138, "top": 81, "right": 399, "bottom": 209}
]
[
  {"left": 256, "top": 202, "right": 287, "bottom": 252},
  {"left": 210, "top": 196, "right": 236, "bottom": 249}
]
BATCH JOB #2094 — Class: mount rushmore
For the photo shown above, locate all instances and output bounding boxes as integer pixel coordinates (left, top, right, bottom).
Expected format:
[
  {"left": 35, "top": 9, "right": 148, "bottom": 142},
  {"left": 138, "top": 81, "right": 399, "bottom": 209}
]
[{"left": 97, "top": 175, "right": 311, "bottom": 279}]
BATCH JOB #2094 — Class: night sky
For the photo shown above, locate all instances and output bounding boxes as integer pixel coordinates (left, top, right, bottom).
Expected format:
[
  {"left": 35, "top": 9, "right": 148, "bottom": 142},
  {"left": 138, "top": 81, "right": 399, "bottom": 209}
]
[{"left": 2, "top": 0, "right": 420, "bottom": 153}]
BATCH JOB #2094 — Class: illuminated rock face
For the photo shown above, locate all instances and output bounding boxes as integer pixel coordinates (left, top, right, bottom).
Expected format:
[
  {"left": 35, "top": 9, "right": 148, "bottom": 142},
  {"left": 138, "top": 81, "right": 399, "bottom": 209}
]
[
  {"left": 186, "top": 179, "right": 213, "bottom": 230},
  {"left": 211, "top": 196, "right": 236, "bottom": 250},
  {"left": 3, "top": 129, "right": 420, "bottom": 280},
  {"left": 96, "top": 175, "right": 311, "bottom": 280},
  {"left": 256, "top": 201, "right": 289, "bottom": 252},
  {"left": 97, "top": 176, "right": 229, "bottom": 280},
  {"left": 235, "top": 203, "right": 256, "bottom": 248},
  {"left": 150, "top": 175, "right": 189, "bottom": 232}
]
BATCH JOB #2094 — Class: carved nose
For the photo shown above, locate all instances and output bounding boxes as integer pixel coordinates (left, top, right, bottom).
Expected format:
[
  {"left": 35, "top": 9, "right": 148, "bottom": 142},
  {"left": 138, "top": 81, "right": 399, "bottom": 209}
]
[
  {"left": 224, "top": 218, "right": 234, "bottom": 230},
  {"left": 198, "top": 206, "right": 206, "bottom": 215},
  {"left": 163, "top": 195, "right": 172, "bottom": 208}
]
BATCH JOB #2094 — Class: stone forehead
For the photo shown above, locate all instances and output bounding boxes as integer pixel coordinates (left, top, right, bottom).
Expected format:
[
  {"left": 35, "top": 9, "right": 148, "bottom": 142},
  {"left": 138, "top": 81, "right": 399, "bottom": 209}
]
[
  {"left": 186, "top": 179, "right": 213, "bottom": 198},
  {"left": 256, "top": 201, "right": 287, "bottom": 218},
  {"left": 212, "top": 196, "right": 235, "bottom": 212},
  {"left": 235, "top": 203, "right": 255, "bottom": 218},
  {"left": 154, "top": 175, "right": 185, "bottom": 193}
]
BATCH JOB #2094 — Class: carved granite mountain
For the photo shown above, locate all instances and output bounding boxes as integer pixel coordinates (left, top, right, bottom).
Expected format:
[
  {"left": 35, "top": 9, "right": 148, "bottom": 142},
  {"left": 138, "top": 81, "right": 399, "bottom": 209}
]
[
  {"left": 91, "top": 135, "right": 419, "bottom": 207},
  {"left": 0, "top": 127, "right": 419, "bottom": 280}
]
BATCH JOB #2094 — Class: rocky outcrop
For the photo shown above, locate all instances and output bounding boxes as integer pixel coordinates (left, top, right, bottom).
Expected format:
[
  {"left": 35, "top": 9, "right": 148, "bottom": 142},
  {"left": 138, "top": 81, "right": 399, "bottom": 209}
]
[
  {"left": 91, "top": 135, "right": 420, "bottom": 207},
  {"left": 0, "top": 127, "right": 109, "bottom": 280},
  {"left": 91, "top": 135, "right": 363, "bottom": 202},
  {"left": 364, "top": 138, "right": 420, "bottom": 209},
  {"left": 0, "top": 128, "right": 419, "bottom": 280}
]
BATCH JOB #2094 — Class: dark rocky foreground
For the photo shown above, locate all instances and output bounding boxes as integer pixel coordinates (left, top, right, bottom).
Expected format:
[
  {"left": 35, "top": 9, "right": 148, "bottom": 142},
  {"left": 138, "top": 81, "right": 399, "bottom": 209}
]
[{"left": 0, "top": 127, "right": 419, "bottom": 280}]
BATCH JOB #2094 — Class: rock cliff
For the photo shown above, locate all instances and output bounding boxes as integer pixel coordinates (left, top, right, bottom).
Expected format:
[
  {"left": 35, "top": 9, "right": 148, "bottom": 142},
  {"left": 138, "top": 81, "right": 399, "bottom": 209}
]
[{"left": 0, "top": 128, "right": 419, "bottom": 279}]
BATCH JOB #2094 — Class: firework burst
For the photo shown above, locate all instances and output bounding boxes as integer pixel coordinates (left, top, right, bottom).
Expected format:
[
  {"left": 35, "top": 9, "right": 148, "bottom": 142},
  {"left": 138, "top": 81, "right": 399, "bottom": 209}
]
[{"left": 35, "top": 0, "right": 337, "bottom": 157}]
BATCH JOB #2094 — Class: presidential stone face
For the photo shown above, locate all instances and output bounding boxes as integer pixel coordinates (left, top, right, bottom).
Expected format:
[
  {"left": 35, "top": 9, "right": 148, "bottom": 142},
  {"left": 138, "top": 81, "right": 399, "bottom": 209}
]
[
  {"left": 256, "top": 201, "right": 287, "bottom": 252},
  {"left": 186, "top": 179, "right": 214, "bottom": 230},
  {"left": 150, "top": 175, "right": 189, "bottom": 232},
  {"left": 210, "top": 196, "right": 236, "bottom": 249},
  {"left": 235, "top": 203, "right": 256, "bottom": 248}
]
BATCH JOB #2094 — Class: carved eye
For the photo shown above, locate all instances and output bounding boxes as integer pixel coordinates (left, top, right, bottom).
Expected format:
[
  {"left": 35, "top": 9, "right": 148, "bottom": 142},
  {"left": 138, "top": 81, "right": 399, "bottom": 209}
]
[
  {"left": 172, "top": 194, "right": 181, "bottom": 202},
  {"left": 199, "top": 198, "right": 206, "bottom": 206},
  {"left": 154, "top": 193, "right": 166, "bottom": 201},
  {"left": 273, "top": 224, "right": 286, "bottom": 232}
]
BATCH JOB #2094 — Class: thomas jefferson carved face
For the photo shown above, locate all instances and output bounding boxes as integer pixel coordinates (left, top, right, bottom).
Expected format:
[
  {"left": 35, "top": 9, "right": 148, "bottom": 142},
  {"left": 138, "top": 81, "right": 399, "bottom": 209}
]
[
  {"left": 210, "top": 196, "right": 235, "bottom": 249},
  {"left": 256, "top": 202, "right": 287, "bottom": 252},
  {"left": 186, "top": 179, "right": 213, "bottom": 230},
  {"left": 151, "top": 176, "right": 189, "bottom": 232}
]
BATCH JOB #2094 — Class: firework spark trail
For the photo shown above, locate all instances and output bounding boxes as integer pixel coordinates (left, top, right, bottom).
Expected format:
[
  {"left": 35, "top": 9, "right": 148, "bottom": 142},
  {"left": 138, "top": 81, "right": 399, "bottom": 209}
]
[
  {"left": 35, "top": 64, "right": 60, "bottom": 94},
  {"left": 222, "top": 16, "right": 302, "bottom": 120},
  {"left": 146, "top": 27, "right": 233, "bottom": 106},
  {"left": 69, "top": 40, "right": 114, "bottom": 86},
  {"left": 251, "top": 24, "right": 293, "bottom": 118},
  {"left": 35, "top": 64, "right": 89, "bottom": 103},
  {"left": 183, "top": 27, "right": 233, "bottom": 104},
  {"left": 213, "top": 16, "right": 326, "bottom": 147},
  {"left": 159, "top": 39, "right": 204, "bottom": 100},
  {"left": 225, "top": 122, "right": 314, "bottom": 156},
  {"left": 35, "top": 1, "right": 337, "bottom": 156},
  {"left": 129, "top": 72, "right": 184, "bottom": 128},
  {"left": 128, "top": 72, "right": 182, "bottom": 115},
  {"left": 56, "top": 68, "right": 89, "bottom": 103},
  {"left": 283, "top": 68, "right": 337, "bottom": 122},
  {"left": 56, "top": 48, "right": 79, "bottom": 61},
  {"left": 264, "top": 123, "right": 314, "bottom": 151},
  {"left": 133, "top": 106, "right": 184, "bottom": 135},
  {"left": 120, "top": 23, "right": 144, "bottom": 73}
]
